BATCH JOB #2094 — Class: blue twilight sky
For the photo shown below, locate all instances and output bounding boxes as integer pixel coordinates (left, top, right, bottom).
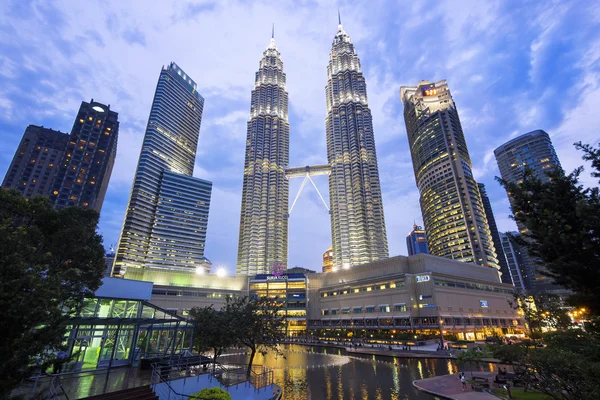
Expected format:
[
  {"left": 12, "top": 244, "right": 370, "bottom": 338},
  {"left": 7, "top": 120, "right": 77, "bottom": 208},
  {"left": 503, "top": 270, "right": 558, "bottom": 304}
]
[{"left": 1, "top": 0, "right": 599, "bottom": 274}]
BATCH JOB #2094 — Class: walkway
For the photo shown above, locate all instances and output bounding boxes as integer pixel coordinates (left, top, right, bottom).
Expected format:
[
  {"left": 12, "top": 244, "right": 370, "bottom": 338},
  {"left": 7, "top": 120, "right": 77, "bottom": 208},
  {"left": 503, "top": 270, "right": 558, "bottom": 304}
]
[
  {"left": 281, "top": 340, "right": 501, "bottom": 362},
  {"left": 413, "top": 372, "right": 499, "bottom": 400}
]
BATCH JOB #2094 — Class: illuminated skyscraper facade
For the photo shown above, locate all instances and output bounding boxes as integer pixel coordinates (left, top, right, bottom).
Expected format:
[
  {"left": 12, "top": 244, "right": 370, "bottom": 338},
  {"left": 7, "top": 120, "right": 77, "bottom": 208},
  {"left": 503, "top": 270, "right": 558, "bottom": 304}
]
[
  {"left": 3, "top": 125, "right": 68, "bottom": 198},
  {"left": 326, "top": 21, "right": 388, "bottom": 270},
  {"left": 322, "top": 246, "right": 334, "bottom": 273},
  {"left": 113, "top": 62, "right": 212, "bottom": 276},
  {"left": 236, "top": 35, "right": 290, "bottom": 276},
  {"left": 50, "top": 100, "right": 119, "bottom": 212},
  {"left": 406, "top": 223, "right": 429, "bottom": 256},
  {"left": 400, "top": 80, "right": 499, "bottom": 270}
]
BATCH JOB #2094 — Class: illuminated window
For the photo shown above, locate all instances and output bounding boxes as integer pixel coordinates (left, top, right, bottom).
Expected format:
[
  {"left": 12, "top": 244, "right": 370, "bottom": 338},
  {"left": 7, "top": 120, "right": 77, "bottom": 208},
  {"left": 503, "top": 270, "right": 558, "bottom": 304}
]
[
  {"left": 70, "top": 195, "right": 78, "bottom": 201},
  {"left": 82, "top": 202, "right": 89, "bottom": 207},
  {"left": 53, "top": 190, "right": 59, "bottom": 195},
  {"left": 88, "top": 116, "right": 93, "bottom": 121}
]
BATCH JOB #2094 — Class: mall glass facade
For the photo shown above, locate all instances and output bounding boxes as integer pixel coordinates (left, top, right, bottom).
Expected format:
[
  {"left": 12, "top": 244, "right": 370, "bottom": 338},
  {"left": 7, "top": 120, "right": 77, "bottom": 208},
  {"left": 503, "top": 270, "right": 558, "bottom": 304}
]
[
  {"left": 63, "top": 297, "right": 193, "bottom": 371},
  {"left": 249, "top": 273, "right": 308, "bottom": 336}
]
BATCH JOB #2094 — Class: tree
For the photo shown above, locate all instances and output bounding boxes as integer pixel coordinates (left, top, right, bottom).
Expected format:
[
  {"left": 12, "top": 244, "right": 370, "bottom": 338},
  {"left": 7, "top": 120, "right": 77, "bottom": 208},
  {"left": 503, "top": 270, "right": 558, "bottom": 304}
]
[
  {"left": 508, "top": 292, "right": 571, "bottom": 337},
  {"left": 456, "top": 348, "right": 485, "bottom": 378},
  {"left": 226, "top": 296, "right": 286, "bottom": 376},
  {"left": 498, "top": 142, "right": 600, "bottom": 314},
  {"left": 190, "top": 387, "right": 232, "bottom": 400},
  {"left": 188, "top": 305, "right": 236, "bottom": 372},
  {"left": 491, "top": 330, "right": 600, "bottom": 399},
  {"left": 0, "top": 190, "right": 105, "bottom": 398}
]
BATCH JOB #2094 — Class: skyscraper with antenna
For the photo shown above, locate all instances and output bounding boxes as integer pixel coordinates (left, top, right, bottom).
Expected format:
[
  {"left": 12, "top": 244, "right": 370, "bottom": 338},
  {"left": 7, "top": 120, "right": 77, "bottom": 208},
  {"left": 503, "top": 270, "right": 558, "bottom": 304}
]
[
  {"left": 325, "top": 13, "right": 389, "bottom": 269},
  {"left": 236, "top": 29, "right": 290, "bottom": 276}
]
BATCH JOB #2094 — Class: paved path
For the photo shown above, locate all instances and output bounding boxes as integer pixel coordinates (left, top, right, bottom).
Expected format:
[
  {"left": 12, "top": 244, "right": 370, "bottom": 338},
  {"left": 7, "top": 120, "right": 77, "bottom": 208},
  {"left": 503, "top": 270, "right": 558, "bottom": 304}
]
[{"left": 414, "top": 372, "right": 500, "bottom": 399}]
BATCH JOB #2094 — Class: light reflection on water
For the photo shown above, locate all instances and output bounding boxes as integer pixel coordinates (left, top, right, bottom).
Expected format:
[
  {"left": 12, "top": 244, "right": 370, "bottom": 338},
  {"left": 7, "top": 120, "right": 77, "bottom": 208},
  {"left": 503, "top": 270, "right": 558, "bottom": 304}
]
[{"left": 222, "top": 345, "right": 489, "bottom": 399}]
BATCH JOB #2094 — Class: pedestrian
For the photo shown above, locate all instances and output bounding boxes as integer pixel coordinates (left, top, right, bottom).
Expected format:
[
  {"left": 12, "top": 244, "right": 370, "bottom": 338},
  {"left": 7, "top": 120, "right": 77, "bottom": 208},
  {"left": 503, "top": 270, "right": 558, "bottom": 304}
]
[
  {"left": 53, "top": 351, "right": 67, "bottom": 374},
  {"left": 461, "top": 373, "right": 468, "bottom": 391}
]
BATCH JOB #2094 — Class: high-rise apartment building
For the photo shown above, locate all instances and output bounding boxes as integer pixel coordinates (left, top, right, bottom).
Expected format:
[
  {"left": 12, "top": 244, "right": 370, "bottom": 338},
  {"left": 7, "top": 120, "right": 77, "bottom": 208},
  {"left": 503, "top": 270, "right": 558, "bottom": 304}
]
[
  {"left": 478, "top": 183, "right": 511, "bottom": 285},
  {"left": 113, "top": 62, "right": 212, "bottom": 276},
  {"left": 2, "top": 100, "right": 118, "bottom": 212},
  {"left": 326, "top": 20, "right": 388, "bottom": 270},
  {"left": 400, "top": 80, "right": 499, "bottom": 270},
  {"left": 236, "top": 34, "right": 290, "bottom": 276},
  {"left": 406, "top": 223, "right": 429, "bottom": 256},
  {"left": 500, "top": 232, "right": 533, "bottom": 291},
  {"left": 2, "top": 125, "right": 68, "bottom": 198},
  {"left": 49, "top": 100, "right": 119, "bottom": 211},
  {"left": 322, "top": 246, "right": 334, "bottom": 273}
]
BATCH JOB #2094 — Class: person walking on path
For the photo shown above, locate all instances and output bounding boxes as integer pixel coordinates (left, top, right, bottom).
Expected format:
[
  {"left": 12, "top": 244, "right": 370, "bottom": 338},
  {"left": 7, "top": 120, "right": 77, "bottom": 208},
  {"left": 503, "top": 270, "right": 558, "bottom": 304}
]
[{"left": 460, "top": 373, "right": 468, "bottom": 391}]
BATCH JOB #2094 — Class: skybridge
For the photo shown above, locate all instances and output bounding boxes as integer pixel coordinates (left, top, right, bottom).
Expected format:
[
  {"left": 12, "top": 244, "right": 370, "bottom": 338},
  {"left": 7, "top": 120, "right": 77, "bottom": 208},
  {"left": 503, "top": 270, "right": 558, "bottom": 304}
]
[{"left": 285, "top": 164, "right": 331, "bottom": 215}]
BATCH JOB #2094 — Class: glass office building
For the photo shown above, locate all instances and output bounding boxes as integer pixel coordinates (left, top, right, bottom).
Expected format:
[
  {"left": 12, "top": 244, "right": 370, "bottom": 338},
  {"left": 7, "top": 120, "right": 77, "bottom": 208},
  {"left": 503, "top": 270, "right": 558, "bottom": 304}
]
[
  {"left": 478, "top": 183, "right": 511, "bottom": 285},
  {"left": 400, "top": 80, "right": 499, "bottom": 270},
  {"left": 113, "top": 62, "right": 211, "bottom": 276},
  {"left": 406, "top": 223, "right": 429, "bottom": 256},
  {"left": 326, "top": 20, "right": 388, "bottom": 270}
]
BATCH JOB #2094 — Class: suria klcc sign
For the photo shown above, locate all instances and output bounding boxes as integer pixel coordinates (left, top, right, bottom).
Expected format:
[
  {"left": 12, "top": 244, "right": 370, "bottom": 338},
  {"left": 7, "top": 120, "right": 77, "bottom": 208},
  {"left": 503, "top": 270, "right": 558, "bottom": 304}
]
[
  {"left": 415, "top": 275, "right": 430, "bottom": 283},
  {"left": 267, "top": 263, "right": 288, "bottom": 281}
]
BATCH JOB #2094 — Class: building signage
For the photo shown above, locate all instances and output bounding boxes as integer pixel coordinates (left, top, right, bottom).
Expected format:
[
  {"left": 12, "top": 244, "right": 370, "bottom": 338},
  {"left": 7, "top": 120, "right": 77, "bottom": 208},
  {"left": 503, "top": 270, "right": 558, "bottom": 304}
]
[
  {"left": 266, "top": 275, "right": 288, "bottom": 281},
  {"left": 415, "top": 275, "right": 430, "bottom": 283},
  {"left": 422, "top": 304, "right": 436, "bottom": 309},
  {"left": 480, "top": 300, "right": 489, "bottom": 308}
]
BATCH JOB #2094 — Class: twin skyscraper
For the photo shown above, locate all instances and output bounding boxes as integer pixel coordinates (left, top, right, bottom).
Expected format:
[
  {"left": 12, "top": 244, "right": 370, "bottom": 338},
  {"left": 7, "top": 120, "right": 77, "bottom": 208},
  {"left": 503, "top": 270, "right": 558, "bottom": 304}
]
[{"left": 237, "top": 20, "right": 389, "bottom": 276}]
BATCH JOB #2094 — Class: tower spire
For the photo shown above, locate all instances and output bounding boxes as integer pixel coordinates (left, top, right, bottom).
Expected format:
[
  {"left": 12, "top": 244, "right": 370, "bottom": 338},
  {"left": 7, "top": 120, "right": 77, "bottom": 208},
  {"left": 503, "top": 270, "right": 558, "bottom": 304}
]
[
  {"left": 338, "top": 9, "right": 341, "bottom": 25},
  {"left": 272, "top": 23, "right": 274, "bottom": 39}
]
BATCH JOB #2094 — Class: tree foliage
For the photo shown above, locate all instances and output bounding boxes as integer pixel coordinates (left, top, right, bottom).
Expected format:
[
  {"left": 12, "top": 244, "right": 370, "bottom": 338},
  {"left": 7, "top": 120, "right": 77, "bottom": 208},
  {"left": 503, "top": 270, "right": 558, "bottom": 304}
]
[
  {"left": 508, "top": 292, "right": 572, "bottom": 337},
  {"left": 491, "top": 330, "right": 600, "bottom": 400},
  {"left": 456, "top": 348, "right": 485, "bottom": 378},
  {"left": 188, "top": 304, "right": 236, "bottom": 371},
  {"left": 0, "top": 190, "right": 105, "bottom": 397},
  {"left": 498, "top": 142, "right": 600, "bottom": 314},
  {"left": 226, "top": 296, "right": 287, "bottom": 376},
  {"left": 189, "top": 387, "right": 232, "bottom": 400}
]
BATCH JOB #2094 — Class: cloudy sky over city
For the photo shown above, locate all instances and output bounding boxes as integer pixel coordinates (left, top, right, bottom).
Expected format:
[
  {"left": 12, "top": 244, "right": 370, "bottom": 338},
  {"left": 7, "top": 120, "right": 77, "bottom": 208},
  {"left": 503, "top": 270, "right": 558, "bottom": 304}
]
[{"left": 1, "top": 0, "right": 599, "bottom": 274}]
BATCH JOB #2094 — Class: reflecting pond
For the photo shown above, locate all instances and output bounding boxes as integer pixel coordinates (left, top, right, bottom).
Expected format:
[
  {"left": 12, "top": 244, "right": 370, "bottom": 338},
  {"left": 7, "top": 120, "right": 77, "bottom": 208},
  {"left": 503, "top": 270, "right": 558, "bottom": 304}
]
[{"left": 222, "top": 344, "right": 493, "bottom": 400}]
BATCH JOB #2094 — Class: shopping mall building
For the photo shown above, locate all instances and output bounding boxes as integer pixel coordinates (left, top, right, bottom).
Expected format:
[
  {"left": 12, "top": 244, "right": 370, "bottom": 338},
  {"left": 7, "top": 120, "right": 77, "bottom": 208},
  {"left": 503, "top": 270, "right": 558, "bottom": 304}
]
[{"left": 128, "top": 253, "right": 525, "bottom": 341}]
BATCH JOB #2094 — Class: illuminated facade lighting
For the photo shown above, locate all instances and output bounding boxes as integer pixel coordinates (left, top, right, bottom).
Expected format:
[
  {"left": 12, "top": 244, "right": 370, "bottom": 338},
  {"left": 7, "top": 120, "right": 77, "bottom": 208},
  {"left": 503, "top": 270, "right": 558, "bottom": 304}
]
[
  {"left": 400, "top": 80, "right": 499, "bottom": 270},
  {"left": 236, "top": 34, "right": 290, "bottom": 276},
  {"left": 406, "top": 223, "right": 429, "bottom": 256},
  {"left": 113, "top": 62, "right": 212, "bottom": 276},
  {"left": 326, "top": 20, "right": 389, "bottom": 270}
]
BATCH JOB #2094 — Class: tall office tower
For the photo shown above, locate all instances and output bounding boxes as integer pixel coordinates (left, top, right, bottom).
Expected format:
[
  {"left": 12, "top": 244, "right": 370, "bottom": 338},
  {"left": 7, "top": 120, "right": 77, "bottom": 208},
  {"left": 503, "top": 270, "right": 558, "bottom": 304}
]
[
  {"left": 322, "top": 246, "right": 334, "bottom": 273},
  {"left": 50, "top": 100, "right": 119, "bottom": 212},
  {"left": 494, "top": 130, "right": 561, "bottom": 233},
  {"left": 500, "top": 232, "right": 534, "bottom": 291},
  {"left": 2, "top": 125, "right": 68, "bottom": 198},
  {"left": 478, "top": 183, "right": 511, "bottom": 284},
  {"left": 113, "top": 62, "right": 212, "bottom": 276},
  {"left": 236, "top": 34, "right": 290, "bottom": 276},
  {"left": 400, "top": 80, "right": 499, "bottom": 270},
  {"left": 326, "top": 19, "right": 388, "bottom": 270},
  {"left": 406, "top": 223, "right": 429, "bottom": 256},
  {"left": 494, "top": 130, "right": 562, "bottom": 291}
]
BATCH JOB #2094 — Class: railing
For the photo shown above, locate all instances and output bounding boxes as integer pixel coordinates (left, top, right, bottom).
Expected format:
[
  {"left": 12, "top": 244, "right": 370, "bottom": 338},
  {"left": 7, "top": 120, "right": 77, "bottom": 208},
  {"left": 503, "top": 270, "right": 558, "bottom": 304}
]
[
  {"left": 47, "top": 375, "right": 70, "bottom": 400},
  {"left": 250, "top": 366, "right": 274, "bottom": 389},
  {"left": 150, "top": 358, "right": 274, "bottom": 399}
]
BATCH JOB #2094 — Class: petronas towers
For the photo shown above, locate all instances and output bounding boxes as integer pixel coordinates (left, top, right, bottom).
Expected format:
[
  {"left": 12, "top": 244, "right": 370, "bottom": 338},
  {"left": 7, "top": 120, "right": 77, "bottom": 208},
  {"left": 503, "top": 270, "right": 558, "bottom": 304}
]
[
  {"left": 236, "top": 20, "right": 388, "bottom": 275},
  {"left": 236, "top": 35, "right": 290, "bottom": 276}
]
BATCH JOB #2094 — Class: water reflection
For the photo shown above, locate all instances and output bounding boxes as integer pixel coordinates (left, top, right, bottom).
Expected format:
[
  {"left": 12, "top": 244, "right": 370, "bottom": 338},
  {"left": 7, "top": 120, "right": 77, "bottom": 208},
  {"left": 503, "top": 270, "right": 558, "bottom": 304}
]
[{"left": 222, "top": 345, "right": 492, "bottom": 400}]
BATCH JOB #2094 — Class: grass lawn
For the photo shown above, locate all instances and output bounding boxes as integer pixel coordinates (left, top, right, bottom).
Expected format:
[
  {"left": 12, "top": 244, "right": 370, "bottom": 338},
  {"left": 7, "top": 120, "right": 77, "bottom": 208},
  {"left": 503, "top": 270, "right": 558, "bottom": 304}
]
[{"left": 491, "top": 388, "right": 553, "bottom": 399}]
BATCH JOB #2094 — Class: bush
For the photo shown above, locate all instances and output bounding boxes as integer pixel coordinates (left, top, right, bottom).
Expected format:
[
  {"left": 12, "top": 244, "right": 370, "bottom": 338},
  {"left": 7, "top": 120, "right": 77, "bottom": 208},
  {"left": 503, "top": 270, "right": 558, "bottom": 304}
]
[{"left": 190, "top": 387, "right": 232, "bottom": 400}]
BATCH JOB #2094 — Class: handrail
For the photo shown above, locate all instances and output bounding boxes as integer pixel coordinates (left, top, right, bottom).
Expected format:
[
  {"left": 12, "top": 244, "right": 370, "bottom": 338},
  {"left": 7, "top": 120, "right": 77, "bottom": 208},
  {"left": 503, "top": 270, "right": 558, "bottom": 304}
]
[{"left": 48, "top": 375, "right": 70, "bottom": 400}]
